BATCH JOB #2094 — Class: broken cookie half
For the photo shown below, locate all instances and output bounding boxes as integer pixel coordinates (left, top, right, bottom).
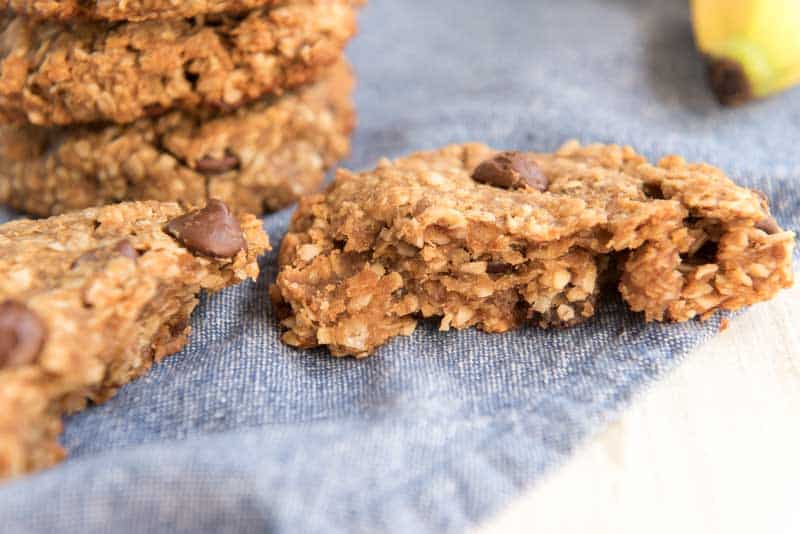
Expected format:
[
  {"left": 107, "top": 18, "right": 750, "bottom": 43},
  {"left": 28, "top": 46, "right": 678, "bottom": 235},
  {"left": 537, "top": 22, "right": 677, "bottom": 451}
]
[
  {"left": 272, "top": 142, "right": 795, "bottom": 357},
  {"left": 0, "top": 200, "right": 270, "bottom": 479}
]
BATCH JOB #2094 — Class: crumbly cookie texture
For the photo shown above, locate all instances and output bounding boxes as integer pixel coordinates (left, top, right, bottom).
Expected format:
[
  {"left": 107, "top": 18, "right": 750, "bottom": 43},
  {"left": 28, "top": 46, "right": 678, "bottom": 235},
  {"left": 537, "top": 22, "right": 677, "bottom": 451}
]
[
  {"left": 271, "top": 142, "right": 795, "bottom": 357},
  {"left": 1, "top": 0, "right": 277, "bottom": 22},
  {"left": 0, "top": 0, "right": 360, "bottom": 125},
  {"left": 0, "top": 200, "right": 270, "bottom": 479},
  {"left": 0, "top": 60, "right": 354, "bottom": 216}
]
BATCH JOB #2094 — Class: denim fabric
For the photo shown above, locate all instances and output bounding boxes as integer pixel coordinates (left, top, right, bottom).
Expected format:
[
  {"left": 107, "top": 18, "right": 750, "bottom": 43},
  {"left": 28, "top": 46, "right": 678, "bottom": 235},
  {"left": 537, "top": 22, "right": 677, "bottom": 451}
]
[{"left": 1, "top": 0, "right": 798, "bottom": 532}]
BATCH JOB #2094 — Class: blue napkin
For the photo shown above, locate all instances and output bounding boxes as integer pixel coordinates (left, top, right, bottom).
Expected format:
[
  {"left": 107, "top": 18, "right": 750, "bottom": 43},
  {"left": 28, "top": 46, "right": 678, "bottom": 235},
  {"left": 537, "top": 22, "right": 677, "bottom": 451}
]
[{"left": 2, "top": 0, "right": 798, "bottom": 532}]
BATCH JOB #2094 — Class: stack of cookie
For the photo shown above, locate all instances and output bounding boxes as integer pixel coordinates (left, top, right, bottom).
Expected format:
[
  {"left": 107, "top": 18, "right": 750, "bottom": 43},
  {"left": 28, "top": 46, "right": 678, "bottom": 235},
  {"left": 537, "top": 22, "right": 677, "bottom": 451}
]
[{"left": 0, "top": 0, "right": 362, "bottom": 216}]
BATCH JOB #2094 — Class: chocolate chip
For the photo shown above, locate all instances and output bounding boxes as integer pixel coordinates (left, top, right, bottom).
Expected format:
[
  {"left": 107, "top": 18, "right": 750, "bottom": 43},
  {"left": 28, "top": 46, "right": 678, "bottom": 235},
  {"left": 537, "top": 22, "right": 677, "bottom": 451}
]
[
  {"left": 755, "top": 217, "right": 781, "bottom": 235},
  {"left": 0, "top": 300, "right": 46, "bottom": 369},
  {"left": 114, "top": 239, "right": 138, "bottom": 259},
  {"left": 165, "top": 199, "right": 246, "bottom": 258},
  {"left": 71, "top": 239, "right": 138, "bottom": 269},
  {"left": 472, "top": 152, "right": 548, "bottom": 191},
  {"left": 195, "top": 152, "right": 240, "bottom": 175},
  {"left": 486, "top": 262, "right": 514, "bottom": 274}
]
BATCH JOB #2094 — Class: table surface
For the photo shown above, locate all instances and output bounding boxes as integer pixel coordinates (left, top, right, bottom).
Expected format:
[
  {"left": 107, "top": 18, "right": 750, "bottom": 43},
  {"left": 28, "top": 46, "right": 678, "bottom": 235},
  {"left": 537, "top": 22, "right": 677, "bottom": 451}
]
[{"left": 477, "top": 284, "right": 800, "bottom": 534}]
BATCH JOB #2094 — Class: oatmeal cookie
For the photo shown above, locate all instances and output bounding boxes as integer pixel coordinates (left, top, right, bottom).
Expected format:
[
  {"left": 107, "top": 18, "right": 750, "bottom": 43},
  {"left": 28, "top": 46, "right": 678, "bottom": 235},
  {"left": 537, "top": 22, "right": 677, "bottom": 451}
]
[
  {"left": 0, "top": 0, "right": 359, "bottom": 125},
  {"left": 271, "top": 142, "right": 795, "bottom": 357},
  {"left": 1, "top": 0, "right": 278, "bottom": 22},
  {"left": 0, "top": 60, "right": 354, "bottom": 216},
  {"left": 0, "top": 200, "right": 270, "bottom": 479}
]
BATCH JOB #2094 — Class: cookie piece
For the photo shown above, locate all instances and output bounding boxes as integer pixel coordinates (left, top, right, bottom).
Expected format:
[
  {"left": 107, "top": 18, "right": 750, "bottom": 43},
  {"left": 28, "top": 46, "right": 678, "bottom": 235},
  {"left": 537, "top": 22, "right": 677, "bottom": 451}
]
[
  {"left": 1, "top": 0, "right": 277, "bottom": 22},
  {"left": 0, "top": 0, "right": 359, "bottom": 125},
  {"left": 0, "top": 200, "right": 270, "bottom": 479},
  {"left": 617, "top": 154, "right": 794, "bottom": 321},
  {"left": 0, "top": 60, "right": 354, "bottom": 216},
  {"left": 271, "top": 142, "right": 795, "bottom": 357}
]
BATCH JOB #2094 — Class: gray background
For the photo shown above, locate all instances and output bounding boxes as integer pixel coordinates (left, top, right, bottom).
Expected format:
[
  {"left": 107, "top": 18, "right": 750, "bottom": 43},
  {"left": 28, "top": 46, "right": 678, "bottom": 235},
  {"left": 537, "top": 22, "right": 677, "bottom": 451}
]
[{"left": 1, "top": 1, "right": 798, "bottom": 532}]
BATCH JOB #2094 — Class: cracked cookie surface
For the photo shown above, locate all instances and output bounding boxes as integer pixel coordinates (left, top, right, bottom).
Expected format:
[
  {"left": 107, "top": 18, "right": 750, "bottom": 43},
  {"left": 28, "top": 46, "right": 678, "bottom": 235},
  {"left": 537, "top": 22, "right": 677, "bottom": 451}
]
[
  {"left": 271, "top": 142, "right": 795, "bottom": 357},
  {"left": 0, "top": 0, "right": 360, "bottom": 125},
  {"left": 0, "top": 60, "right": 354, "bottom": 216},
  {"left": 1, "top": 0, "right": 278, "bottom": 22},
  {"left": 0, "top": 200, "right": 270, "bottom": 480}
]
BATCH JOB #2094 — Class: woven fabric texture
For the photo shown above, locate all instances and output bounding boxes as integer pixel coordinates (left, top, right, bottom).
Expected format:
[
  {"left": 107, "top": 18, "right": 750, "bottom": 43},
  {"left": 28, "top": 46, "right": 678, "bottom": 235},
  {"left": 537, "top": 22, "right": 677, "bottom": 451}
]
[{"left": 1, "top": 1, "right": 798, "bottom": 532}]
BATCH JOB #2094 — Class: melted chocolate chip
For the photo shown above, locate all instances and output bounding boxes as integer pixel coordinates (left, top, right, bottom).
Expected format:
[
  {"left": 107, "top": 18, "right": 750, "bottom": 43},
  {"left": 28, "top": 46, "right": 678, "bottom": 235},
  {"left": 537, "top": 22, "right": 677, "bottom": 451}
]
[
  {"left": 165, "top": 199, "right": 246, "bottom": 258},
  {"left": 71, "top": 239, "right": 139, "bottom": 269},
  {"left": 755, "top": 217, "right": 781, "bottom": 235},
  {"left": 0, "top": 300, "right": 46, "bottom": 369},
  {"left": 472, "top": 152, "right": 548, "bottom": 191},
  {"left": 195, "top": 152, "right": 240, "bottom": 175},
  {"left": 486, "top": 262, "right": 514, "bottom": 274},
  {"left": 114, "top": 239, "right": 139, "bottom": 259}
]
